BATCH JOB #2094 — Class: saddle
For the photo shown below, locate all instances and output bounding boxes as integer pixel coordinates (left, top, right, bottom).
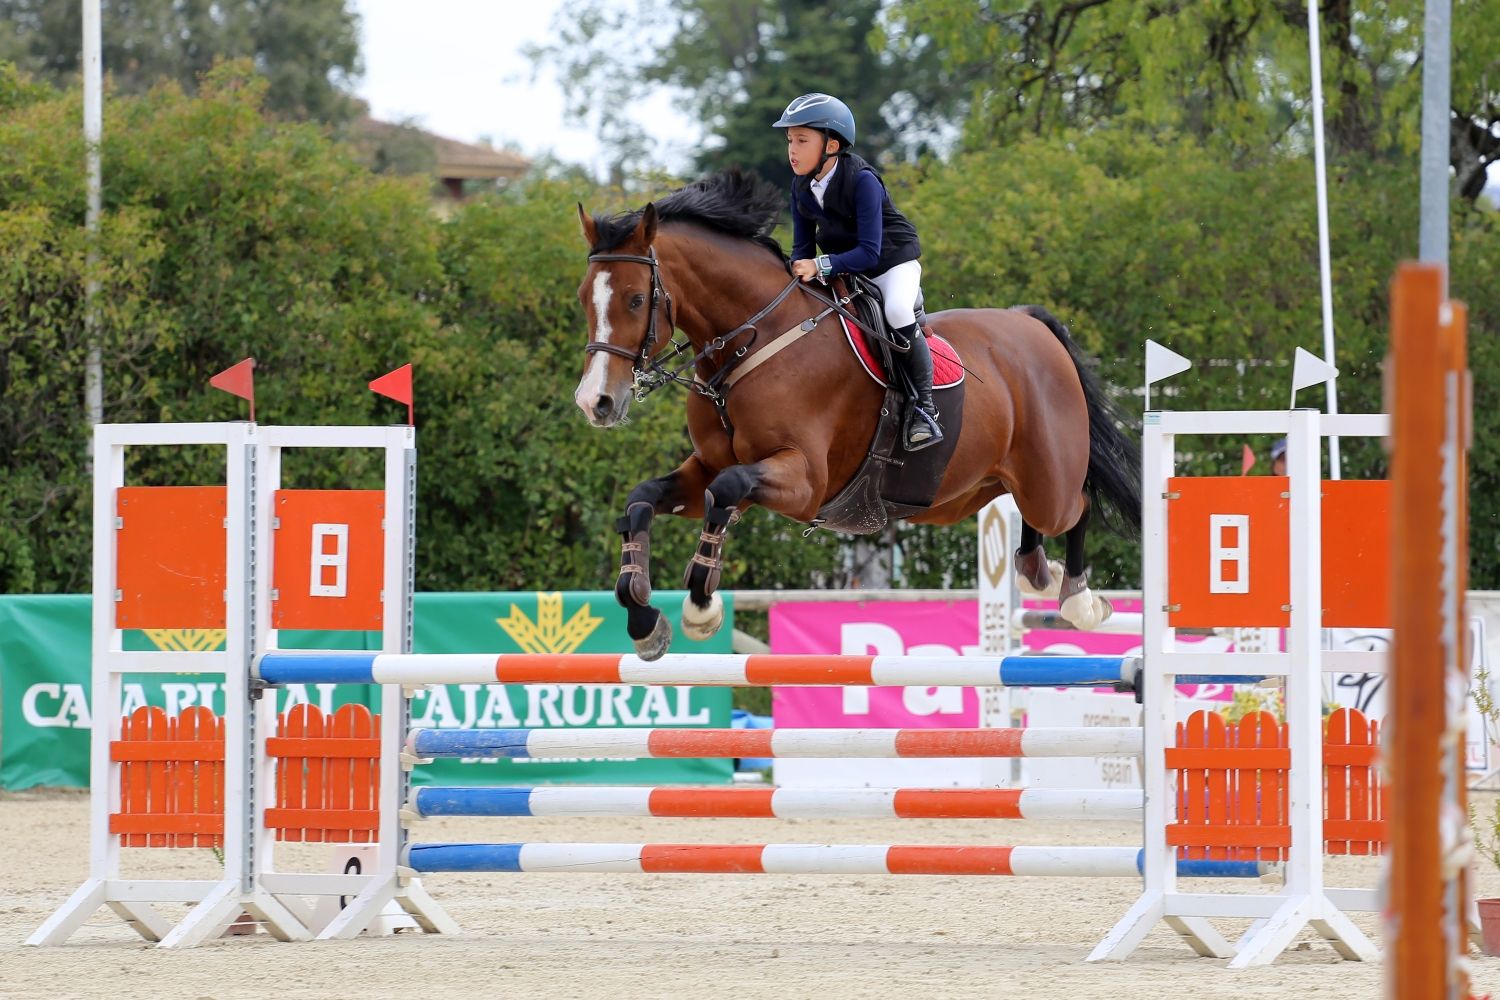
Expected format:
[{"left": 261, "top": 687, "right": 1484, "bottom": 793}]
[{"left": 810, "top": 276, "right": 967, "bottom": 535}]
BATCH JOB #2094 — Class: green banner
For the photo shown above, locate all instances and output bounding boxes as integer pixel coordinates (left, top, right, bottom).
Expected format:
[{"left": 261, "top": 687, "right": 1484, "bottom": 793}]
[{"left": 0, "top": 592, "right": 733, "bottom": 790}]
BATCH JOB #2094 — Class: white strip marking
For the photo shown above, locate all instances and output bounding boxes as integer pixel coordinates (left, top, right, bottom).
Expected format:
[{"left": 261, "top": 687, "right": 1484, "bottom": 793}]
[
  {"left": 373, "top": 654, "right": 498, "bottom": 685},
  {"left": 1019, "top": 728, "right": 1143, "bottom": 757},
  {"left": 532, "top": 787, "right": 653, "bottom": 816},
  {"left": 760, "top": 844, "right": 890, "bottom": 874},
  {"left": 575, "top": 270, "right": 615, "bottom": 411},
  {"left": 620, "top": 654, "right": 749, "bottom": 685},
  {"left": 519, "top": 844, "right": 645, "bottom": 873}
]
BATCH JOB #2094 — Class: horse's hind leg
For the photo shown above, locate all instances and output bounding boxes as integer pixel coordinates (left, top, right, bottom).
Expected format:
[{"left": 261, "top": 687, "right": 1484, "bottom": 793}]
[
  {"left": 1057, "top": 503, "right": 1112, "bottom": 630},
  {"left": 1015, "top": 521, "right": 1065, "bottom": 600}
]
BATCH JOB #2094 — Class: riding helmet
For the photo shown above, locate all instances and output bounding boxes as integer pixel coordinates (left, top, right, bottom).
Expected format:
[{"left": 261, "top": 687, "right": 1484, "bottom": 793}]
[{"left": 773, "top": 93, "right": 856, "bottom": 147}]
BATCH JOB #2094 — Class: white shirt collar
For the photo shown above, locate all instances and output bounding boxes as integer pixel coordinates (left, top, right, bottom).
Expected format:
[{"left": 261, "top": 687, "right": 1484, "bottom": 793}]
[{"left": 809, "top": 160, "right": 837, "bottom": 206}]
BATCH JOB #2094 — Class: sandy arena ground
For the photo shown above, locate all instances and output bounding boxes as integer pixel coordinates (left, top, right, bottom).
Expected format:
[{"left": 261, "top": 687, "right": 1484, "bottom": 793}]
[{"left": 2, "top": 789, "right": 1498, "bottom": 1000}]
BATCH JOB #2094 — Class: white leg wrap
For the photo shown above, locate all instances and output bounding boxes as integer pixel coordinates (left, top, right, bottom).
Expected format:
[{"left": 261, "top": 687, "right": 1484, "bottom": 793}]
[
  {"left": 681, "top": 591, "right": 724, "bottom": 641},
  {"left": 1017, "top": 560, "right": 1066, "bottom": 600},
  {"left": 1060, "top": 587, "right": 1112, "bottom": 631}
]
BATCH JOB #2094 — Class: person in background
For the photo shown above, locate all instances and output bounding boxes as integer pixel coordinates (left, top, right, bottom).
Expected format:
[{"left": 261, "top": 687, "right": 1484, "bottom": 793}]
[{"left": 1270, "top": 438, "right": 1287, "bottom": 476}]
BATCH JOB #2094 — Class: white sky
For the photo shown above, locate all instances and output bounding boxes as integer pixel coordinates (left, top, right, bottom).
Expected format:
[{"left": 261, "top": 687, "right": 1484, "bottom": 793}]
[{"left": 349, "top": 0, "right": 696, "bottom": 177}]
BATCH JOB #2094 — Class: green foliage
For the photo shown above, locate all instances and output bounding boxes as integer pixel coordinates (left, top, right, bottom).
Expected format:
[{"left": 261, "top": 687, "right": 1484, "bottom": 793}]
[
  {"left": 0, "top": 0, "right": 361, "bottom": 123},
  {"left": 890, "top": 0, "right": 1498, "bottom": 203},
  {"left": 1, "top": 65, "right": 440, "bottom": 592}
]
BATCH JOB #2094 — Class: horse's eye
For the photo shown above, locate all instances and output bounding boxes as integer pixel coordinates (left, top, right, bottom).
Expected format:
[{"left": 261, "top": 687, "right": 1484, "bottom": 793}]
[{"left": 630, "top": 294, "right": 646, "bottom": 309}]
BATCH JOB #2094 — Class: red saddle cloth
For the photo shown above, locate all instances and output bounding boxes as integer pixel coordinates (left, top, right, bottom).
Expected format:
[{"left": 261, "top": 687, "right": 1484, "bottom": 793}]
[{"left": 840, "top": 316, "right": 964, "bottom": 389}]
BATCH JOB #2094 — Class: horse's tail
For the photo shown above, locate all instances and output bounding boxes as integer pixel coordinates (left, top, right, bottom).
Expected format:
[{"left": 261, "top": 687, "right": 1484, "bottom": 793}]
[{"left": 1019, "top": 305, "right": 1142, "bottom": 537}]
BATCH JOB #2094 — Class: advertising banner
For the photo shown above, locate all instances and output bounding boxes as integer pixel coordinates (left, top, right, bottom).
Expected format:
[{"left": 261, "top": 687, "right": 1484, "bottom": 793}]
[
  {"left": 0, "top": 591, "right": 733, "bottom": 790},
  {"left": 770, "top": 599, "right": 986, "bottom": 788}
]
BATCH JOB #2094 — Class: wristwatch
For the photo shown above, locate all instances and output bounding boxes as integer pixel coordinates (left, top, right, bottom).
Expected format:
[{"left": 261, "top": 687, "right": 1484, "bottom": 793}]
[{"left": 816, "top": 254, "right": 833, "bottom": 278}]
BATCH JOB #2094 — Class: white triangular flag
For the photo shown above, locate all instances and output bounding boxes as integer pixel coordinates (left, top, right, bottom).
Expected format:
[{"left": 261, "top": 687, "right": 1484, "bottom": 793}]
[
  {"left": 1291, "top": 347, "right": 1339, "bottom": 396},
  {"left": 1145, "top": 340, "right": 1192, "bottom": 386}
]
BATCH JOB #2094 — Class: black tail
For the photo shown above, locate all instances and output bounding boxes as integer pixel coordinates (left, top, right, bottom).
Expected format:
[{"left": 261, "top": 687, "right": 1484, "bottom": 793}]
[{"left": 1020, "top": 305, "right": 1142, "bottom": 537}]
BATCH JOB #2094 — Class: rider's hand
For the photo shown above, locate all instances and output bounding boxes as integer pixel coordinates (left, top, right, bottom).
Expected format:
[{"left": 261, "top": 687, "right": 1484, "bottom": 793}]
[{"left": 791, "top": 259, "right": 819, "bottom": 281}]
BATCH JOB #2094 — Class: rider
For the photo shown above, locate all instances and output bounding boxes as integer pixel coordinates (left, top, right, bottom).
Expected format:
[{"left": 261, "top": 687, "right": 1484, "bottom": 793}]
[{"left": 774, "top": 93, "right": 942, "bottom": 451}]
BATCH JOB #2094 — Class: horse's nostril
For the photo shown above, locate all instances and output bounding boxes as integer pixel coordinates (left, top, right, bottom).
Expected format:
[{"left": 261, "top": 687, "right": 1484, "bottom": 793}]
[{"left": 593, "top": 395, "right": 614, "bottom": 420}]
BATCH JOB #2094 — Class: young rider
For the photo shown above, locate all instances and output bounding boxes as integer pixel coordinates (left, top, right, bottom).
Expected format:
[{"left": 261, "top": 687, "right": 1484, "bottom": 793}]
[{"left": 774, "top": 93, "right": 942, "bottom": 450}]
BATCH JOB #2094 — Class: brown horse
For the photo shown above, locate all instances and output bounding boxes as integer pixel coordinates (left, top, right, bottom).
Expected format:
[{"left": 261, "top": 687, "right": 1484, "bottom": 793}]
[{"left": 575, "top": 171, "right": 1140, "bottom": 659}]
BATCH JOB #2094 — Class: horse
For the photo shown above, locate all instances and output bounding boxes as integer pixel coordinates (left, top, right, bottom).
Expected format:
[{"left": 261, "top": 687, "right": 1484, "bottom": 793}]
[{"left": 574, "top": 170, "right": 1140, "bottom": 660}]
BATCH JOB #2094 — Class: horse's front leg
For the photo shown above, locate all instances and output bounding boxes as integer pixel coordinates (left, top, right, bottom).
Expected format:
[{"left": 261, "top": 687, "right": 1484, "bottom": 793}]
[
  {"left": 682, "top": 451, "right": 821, "bottom": 642},
  {"left": 616, "top": 458, "right": 713, "bottom": 660}
]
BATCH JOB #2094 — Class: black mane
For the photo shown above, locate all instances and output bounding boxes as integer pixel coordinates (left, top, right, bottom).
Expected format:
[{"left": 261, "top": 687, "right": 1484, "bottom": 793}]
[{"left": 589, "top": 169, "right": 787, "bottom": 261}]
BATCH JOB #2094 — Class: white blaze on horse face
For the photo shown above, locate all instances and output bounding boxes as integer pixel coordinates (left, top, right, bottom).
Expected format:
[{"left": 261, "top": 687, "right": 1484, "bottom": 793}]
[{"left": 575, "top": 269, "right": 619, "bottom": 422}]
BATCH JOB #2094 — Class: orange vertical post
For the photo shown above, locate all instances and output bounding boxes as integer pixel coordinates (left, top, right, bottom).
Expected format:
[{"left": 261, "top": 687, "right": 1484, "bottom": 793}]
[{"left": 1386, "top": 262, "right": 1469, "bottom": 999}]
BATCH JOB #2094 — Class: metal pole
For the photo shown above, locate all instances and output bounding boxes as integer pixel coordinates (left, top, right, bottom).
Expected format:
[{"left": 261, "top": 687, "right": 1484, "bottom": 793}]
[
  {"left": 82, "top": 0, "right": 103, "bottom": 425},
  {"left": 1418, "top": 0, "right": 1451, "bottom": 285},
  {"left": 1307, "top": 0, "right": 1342, "bottom": 477}
]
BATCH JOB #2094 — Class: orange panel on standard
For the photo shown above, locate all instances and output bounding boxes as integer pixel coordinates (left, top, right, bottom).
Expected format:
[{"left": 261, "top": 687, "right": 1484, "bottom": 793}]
[
  {"left": 1166, "top": 477, "right": 1289, "bottom": 628},
  {"left": 115, "top": 486, "right": 227, "bottom": 629},
  {"left": 272, "top": 490, "right": 386, "bottom": 631}
]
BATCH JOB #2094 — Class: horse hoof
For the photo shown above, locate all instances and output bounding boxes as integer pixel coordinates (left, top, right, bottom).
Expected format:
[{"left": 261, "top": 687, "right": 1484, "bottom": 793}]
[
  {"left": 1060, "top": 589, "right": 1111, "bottom": 631},
  {"left": 633, "top": 614, "right": 674, "bottom": 661},
  {"left": 681, "top": 591, "right": 724, "bottom": 642},
  {"left": 1017, "top": 557, "right": 1066, "bottom": 600}
]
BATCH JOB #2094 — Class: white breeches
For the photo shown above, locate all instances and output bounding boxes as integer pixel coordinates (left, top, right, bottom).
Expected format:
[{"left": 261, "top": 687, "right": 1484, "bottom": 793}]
[{"left": 870, "top": 259, "right": 923, "bottom": 329}]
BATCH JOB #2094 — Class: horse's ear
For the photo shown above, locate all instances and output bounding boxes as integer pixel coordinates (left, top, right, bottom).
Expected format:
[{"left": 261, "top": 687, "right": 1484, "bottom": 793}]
[
  {"left": 637, "top": 202, "right": 658, "bottom": 245},
  {"left": 577, "top": 203, "right": 599, "bottom": 248}
]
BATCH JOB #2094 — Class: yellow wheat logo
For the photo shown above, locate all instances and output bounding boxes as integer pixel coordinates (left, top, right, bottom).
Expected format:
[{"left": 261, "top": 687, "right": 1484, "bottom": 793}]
[
  {"left": 497, "top": 592, "right": 603, "bottom": 654},
  {"left": 142, "top": 629, "right": 227, "bottom": 652}
]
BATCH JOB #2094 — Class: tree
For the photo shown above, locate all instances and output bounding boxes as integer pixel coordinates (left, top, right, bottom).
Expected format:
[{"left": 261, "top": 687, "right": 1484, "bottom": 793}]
[
  {"left": 527, "top": 0, "right": 959, "bottom": 184},
  {"left": 889, "top": 0, "right": 1499, "bottom": 204},
  {"left": 0, "top": 0, "right": 362, "bottom": 123}
]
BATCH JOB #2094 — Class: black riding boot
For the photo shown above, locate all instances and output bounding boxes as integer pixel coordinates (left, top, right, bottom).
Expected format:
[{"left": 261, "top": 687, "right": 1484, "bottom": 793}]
[{"left": 897, "top": 325, "right": 942, "bottom": 451}]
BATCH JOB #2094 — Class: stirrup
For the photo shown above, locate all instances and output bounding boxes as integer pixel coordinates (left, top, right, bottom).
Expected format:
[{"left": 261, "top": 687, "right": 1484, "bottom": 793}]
[{"left": 903, "top": 405, "right": 943, "bottom": 452}]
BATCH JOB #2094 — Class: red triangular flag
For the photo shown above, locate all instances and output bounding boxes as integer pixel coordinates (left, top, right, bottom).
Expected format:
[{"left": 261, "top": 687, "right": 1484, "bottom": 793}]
[
  {"left": 369, "top": 363, "right": 413, "bottom": 424},
  {"left": 209, "top": 357, "right": 256, "bottom": 421},
  {"left": 1241, "top": 443, "right": 1256, "bottom": 475}
]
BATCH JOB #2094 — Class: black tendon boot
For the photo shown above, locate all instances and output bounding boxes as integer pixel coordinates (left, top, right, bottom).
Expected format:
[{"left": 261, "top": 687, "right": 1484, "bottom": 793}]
[{"left": 897, "top": 325, "right": 943, "bottom": 451}]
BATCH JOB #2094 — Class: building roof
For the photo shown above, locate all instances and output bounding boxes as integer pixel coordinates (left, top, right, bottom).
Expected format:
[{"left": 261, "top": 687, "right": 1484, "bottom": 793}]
[{"left": 356, "top": 117, "right": 530, "bottom": 181}]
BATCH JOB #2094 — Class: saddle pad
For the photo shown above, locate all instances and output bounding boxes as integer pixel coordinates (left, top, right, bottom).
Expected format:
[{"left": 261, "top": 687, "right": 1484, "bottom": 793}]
[{"left": 841, "top": 316, "right": 964, "bottom": 389}]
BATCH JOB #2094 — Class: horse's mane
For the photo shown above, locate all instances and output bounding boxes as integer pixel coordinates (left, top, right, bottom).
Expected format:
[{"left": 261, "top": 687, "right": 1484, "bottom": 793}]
[{"left": 589, "top": 169, "right": 787, "bottom": 261}]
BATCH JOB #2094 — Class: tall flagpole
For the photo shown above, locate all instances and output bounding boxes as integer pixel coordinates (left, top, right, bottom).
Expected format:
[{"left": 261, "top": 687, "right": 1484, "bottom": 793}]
[
  {"left": 83, "top": 0, "right": 103, "bottom": 425},
  {"left": 1306, "top": 0, "right": 1341, "bottom": 477}
]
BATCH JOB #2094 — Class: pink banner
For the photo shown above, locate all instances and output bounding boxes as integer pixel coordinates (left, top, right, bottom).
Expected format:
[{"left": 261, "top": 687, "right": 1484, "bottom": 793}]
[
  {"left": 771, "top": 601, "right": 981, "bottom": 729},
  {"left": 771, "top": 599, "right": 1246, "bottom": 730}
]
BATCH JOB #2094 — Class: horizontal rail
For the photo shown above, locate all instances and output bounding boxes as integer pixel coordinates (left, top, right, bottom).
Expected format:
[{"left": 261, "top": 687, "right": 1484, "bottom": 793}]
[
  {"left": 402, "top": 842, "right": 1273, "bottom": 878},
  {"left": 405, "top": 786, "right": 1144, "bottom": 821},
  {"left": 402, "top": 727, "right": 1144, "bottom": 761},
  {"left": 257, "top": 652, "right": 1140, "bottom": 690}
]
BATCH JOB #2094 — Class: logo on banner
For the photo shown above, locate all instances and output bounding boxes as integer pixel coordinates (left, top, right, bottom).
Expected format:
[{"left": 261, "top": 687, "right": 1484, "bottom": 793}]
[
  {"left": 143, "top": 629, "right": 227, "bottom": 652},
  {"left": 498, "top": 592, "right": 603, "bottom": 653},
  {"left": 979, "top": 504, "right": 1009, "bottom": 589}
]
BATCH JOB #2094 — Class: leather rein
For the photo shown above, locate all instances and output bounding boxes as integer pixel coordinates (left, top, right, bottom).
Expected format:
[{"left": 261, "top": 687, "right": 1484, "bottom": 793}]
[{"left": 582, "top": 248, "right": 877, "bottom": 432}]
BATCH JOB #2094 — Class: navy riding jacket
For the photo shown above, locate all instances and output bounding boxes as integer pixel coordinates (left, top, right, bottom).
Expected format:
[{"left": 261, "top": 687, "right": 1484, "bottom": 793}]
[{"left": 790, "top": 153, "right": 920, "bottom": 277}]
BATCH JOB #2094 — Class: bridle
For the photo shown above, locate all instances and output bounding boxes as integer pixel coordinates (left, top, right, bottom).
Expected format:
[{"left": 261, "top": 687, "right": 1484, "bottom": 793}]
[
  {"left": 583, "top": 249, "right": 676, "bottom": 380},
  {"left": 582, "top": 246, "right": 877, "bottom": 427}
]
